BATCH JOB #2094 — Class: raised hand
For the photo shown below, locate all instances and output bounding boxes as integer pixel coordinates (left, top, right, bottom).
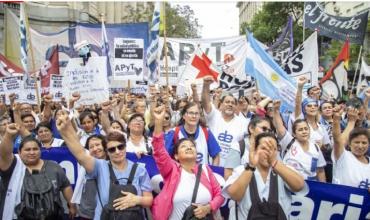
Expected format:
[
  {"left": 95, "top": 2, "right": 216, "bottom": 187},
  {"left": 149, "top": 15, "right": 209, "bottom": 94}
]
[
  {"left": 347, "top": 107, "right": 359, "bottom": 122},
  {"left": 152, "top": 105, "right": 165, "bottom": 122},
  {"left": 43, "top": 94, "right": 53, "bottom": 105},
  {"left": 203, "top": 75, "right": 214, "bottom": 85},
  {"left": 297, "top": 76, "right": 308, "bottom": 88},
  {"left": 71, "top": 92, "right": 81, "bottom": 102},
  {"left": 332, "top": 106, "right": 343, "bottom": 121},
  {"left": 56, "top": 111, "right": 72, "bottom": 135},
  {"left": 5, "top": 123, "right": 20, "bottom": 137},
  {"left": 273, "top": 100, "right": 281, "bottom": 112}
]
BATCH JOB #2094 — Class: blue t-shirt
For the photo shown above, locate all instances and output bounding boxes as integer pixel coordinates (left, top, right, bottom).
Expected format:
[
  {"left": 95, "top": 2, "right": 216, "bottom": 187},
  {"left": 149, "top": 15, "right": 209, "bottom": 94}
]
[
  {"left": 164, "top": 125, "right": 221, "bottom": 160},
  {"left": 13, "top": 132, "right": 36, "bottom": 153},
  {"left": 87, "top": 159, "right": 152, "bottom": 220}
]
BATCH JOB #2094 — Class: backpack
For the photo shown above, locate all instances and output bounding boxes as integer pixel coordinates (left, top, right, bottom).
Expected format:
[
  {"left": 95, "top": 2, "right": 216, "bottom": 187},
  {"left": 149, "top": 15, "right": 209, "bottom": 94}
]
[
  {"left": 15, "top": 161, "right": 63, "bottom": 220},
  {"left": 246, "top": 172, "right": 287, "bottom": 220},
  {"left": 99, "top": 162, "right": 144, "bottom": 220},
  {"left": 173, "top": 126, "right": 209, "bottom": 144}
]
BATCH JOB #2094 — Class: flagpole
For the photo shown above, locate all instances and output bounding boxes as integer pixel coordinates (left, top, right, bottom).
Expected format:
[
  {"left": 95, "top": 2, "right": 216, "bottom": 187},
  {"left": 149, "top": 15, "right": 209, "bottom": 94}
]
[
  {"left": 350, "top": 45, "right": 363, "bottom": 95},
  {"left": 302, "top": 5, "right": 305, "bottom": 42},
  {"left": 162, "top": 2, "right": 169, "bottom": 87},
  {"left": 23, "top": 3, "right": 41, "bottom": 108}
]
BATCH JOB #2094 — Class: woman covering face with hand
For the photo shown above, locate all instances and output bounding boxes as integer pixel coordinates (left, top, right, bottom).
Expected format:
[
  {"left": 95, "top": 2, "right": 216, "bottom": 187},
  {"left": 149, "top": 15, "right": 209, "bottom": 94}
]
[
  {"left": 151, "top": 105, "right": 224, "bottom": 220},
  {"left": 223, "top": 132, "right": 305, "bottom": 220}
]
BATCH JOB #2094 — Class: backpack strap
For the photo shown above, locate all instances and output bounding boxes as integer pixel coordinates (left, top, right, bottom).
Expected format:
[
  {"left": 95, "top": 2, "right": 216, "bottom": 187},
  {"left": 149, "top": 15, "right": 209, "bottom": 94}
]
[
  {"left": 201, "top": 126, "right": 209, "bottom": 141},
  {"left": 282, "top": 137, "right": 295, "bottom": 158},
  {"left": 267, "top": 171, "right": 279, "bottom": 203},
  {"left": 191, "top": 164, "right": 203, "bottom": 203},
  {"left": 249, "top": 174, "right": 261, "bottom": 204},
  {"left": 239, "top": 139, "right": 246, "bottom": 159},
  {"left": 108, "top": 162, "right": 119, "bottom": 184},
  {"left": 127, "top": 163, "right": 138, "bottom": 185}
]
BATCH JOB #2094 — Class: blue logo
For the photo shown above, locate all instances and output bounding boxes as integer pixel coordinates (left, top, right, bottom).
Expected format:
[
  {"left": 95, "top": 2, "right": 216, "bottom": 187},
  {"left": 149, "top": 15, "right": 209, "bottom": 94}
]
[{"left": 218, "top": 130, "right": 233, "bottom": 143}]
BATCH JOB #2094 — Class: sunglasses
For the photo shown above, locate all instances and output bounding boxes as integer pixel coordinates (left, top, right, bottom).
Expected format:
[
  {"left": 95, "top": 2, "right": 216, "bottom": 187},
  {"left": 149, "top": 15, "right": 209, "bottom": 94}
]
[{"left": 106, "top": 144, "right": 125, "bottom": 153}]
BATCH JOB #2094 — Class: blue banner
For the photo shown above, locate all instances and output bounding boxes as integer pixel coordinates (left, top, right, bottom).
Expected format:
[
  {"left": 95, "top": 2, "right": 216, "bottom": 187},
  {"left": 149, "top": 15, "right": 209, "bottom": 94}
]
[{"left": 40, "top": 148, "right": 370, "bottom": 220}]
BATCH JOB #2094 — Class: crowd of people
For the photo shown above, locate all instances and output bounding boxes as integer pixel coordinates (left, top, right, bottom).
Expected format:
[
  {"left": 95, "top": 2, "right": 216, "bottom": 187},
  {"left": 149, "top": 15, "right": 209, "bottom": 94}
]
[{"left": 0, "top": 75, "right": 369, "bottom": 220}]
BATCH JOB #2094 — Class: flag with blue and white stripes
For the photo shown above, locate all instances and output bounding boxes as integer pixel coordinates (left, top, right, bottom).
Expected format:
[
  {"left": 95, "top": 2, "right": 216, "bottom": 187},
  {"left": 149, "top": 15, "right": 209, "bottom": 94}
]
[
  {"left": 245, "top": 32, "right": 297, "bottom": 113},
  {"left": 146, "top": 2, "right": 160, "bottom": 83},
  {"left": 101, "top": 20, "right": 112, "bottom": 77},
  {"left": 19, "top": 3, "right": 28, "bottom": 76}
]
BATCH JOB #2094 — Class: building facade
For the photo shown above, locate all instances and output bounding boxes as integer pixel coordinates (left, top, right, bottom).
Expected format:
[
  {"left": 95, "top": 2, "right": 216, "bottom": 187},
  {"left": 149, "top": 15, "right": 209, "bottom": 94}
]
[{"left": 236, "top": 2, "right": 263, "bottom": 29}]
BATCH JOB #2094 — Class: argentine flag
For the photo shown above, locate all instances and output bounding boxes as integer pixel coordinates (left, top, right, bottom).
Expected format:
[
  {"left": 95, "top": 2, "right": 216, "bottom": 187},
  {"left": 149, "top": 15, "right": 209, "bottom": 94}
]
[
  {"left": 146, "top": 2, "right": 161, "bottom": 83},
  {"left": 245, "top": 32, "right": 297, "bottom": 112}
]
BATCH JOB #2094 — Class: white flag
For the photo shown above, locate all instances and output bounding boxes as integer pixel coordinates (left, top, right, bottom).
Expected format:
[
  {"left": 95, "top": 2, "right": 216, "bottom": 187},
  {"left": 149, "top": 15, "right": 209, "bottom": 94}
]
[{"left": 357, "top": 58, "right": 370, "bottom": 95}]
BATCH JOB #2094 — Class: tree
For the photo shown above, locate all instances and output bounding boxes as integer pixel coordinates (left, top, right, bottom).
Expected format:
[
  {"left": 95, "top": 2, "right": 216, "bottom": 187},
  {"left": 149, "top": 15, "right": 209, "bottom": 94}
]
[
  {"left": 161, "top": 3, "right": 201, "bottom": 38},
  {"left": 122, "top": 3, "right": 155, "bottom": 23},
  {"left": 240, "top": 2, "right": 307, "bottom": 48}
]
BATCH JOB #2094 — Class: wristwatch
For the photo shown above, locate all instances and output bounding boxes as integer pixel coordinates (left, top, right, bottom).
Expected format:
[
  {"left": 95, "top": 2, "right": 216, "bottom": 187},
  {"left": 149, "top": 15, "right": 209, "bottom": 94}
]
[{"left": 244, "top": 163, "right": 256, "bottom": 172}]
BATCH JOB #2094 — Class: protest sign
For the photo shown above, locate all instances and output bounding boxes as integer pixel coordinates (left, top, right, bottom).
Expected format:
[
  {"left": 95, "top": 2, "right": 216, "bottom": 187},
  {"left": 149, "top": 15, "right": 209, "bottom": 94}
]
[
  {"left": 114, "top": 38, "right": 144, "bottom": 81},
  {"left": 63, "top": 57, "right": 109, "bottom": 105},
  {"left": 21, "top": 77, "right": 41, "bottom": 105},
  {"left": 49, "top": 74, "right": 65, "bottom": 102},
  {"left": 2, "top": 76, "right": 22, "bottom": 104},
  {"left": 130, "top": 80, "right": 148, "bottom": 94}
]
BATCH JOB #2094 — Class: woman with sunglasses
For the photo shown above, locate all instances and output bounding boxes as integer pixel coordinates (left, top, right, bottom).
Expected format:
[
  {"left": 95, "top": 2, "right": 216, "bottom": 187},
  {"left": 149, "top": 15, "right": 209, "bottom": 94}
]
[
  {"left": 126, "top": 113, "right": 153, "bottom": 158},
  {"left": 165, "top": 102, "right": 221, "bottom": 166},
  {"left": 56, "top": 112, "right": 153, "bottom": 220},
  {"left": 151, "top": 105, "right": 224, "bottom": 220},
  {"left": 273, "top": 100, "right": 326, "bottom": 182},
  {"left": 71, "top": 134, "right": 107, "bottom": 220}
]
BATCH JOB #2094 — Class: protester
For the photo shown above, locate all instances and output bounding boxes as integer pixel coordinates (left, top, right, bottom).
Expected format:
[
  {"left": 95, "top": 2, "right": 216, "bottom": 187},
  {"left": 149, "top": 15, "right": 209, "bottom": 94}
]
[
  {"left": 201, "top": 76, "right": 247, "bottom": 166},
  {"left": 35, "top": 121, "right": 65, "bottom": 148},
  {"left": 56, "top": 112, "right": 153, "bottom": 220},
  {"left": 273, "top": 100, "right": 326, "bottom": 181},
  {"left": 223, "top": 132, "right": 305, "bottom": 220},
  {"left": 165, "top": 102, "right": 221, "bottom": 165},
  {"left": 151, "top": 105, "right": 224, "bottom": 220},
  {"left": 0, "top": 123, "right": 76, "bottom": 219},
  {"left": 126, "top": 113, "right": 153, "bottom": 158},
  {"left": 0, "top": 116, "right": 10, "bottom": 142},
  {"left": 332, "top": 107, "right": 370, "bottom": 190},
  {"left": 72, "top": 134, "right": 107, "bottom": 220},
  {"left": 78, "top": 111, "right": 105, "bottom": 146}
]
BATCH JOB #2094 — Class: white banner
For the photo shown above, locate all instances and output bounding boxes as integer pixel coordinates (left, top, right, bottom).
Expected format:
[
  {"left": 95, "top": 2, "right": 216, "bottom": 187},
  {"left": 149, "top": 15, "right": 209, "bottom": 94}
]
[
  {"left": 2, "top": 76, "right": 23, "bottom": 104},
  {"left": 130, "top": 81, "right": 148, "bottom": 94},
  {"left": 49, "top": 74, "right": 65, "bottom": 102},
  {"left": 114, "top": 38, "right": 144, "bottom": 81},
  {"left": 63, "top": 57, "right": 109, "bottom": 106},
  {"left": 282, "top": 32, "right": 318, "bottom": 92},
  {"left": 158, "top": 36, "right": 248, "bottom": 85}
]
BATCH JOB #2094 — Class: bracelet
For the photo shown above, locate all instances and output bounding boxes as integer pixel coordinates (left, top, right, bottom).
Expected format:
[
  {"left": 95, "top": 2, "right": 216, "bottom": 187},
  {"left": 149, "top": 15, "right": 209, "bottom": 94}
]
[{"left": 272, "top": 160, "right": 278, "bottom": 169}]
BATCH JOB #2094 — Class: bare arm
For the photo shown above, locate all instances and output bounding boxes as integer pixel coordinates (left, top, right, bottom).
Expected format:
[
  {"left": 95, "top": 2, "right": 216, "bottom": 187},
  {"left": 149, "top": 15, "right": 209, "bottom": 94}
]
[
  {"left": 41, "top": 94, "right": 53, "bottom": 123},
  {"left": 332, "top": 107, "right": 346, "bottom": 161},
  {"left": 294, "top": 77, "right": 307, "bottom": 119},
  {"left": 212, "top": 154, "right": 220, "bottom": 166},
  {"left": 62, "top": 186, "right": 77, "bottom": 218},
  {"left": 99, "top": 101, "right": 111, "bottom": 134},
  {"left": 273, "top": 160, "right": 305, "bottom": 191},
  {"left": 0, "top": 124, "right": 19, "bottom": 171},
  {"left": 56, "top": 112, "right": 95, "bottom": 173},
  {"left": 201, "top": 76, "right": 214, "bottom": 114},
  {"left": 272, "top": 100, "right": 287, "bottom": 139},
  {"left": 316, "top": 167, "right": 326, "bottom": 182}
]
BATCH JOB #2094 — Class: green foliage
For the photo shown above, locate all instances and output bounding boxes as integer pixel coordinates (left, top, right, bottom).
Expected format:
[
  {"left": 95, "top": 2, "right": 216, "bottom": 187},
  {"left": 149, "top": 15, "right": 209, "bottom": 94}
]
[
  {"left": 122, "top": 3, "right": 155, "bottom": 23},
  {"left": 161, "top": 3, "right": 201, "bottom": 38},
  {"left": 240, "top": 2, "right": 308, "bottom": 48}
]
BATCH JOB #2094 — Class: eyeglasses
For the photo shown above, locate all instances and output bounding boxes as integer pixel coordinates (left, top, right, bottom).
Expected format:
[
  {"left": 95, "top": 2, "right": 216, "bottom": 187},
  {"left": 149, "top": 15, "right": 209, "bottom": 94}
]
[
  {"left": 257, "top": 126, "right": 272, "bottom": 133},
  {"left": 106, "top": 144, "right": 125, "bottom": 153},
  {"left": 131, "top": 119, "right": 144, "bottom": 124},
  {"left": 186, "top": 111, "right": 200, "bottom": 117}
]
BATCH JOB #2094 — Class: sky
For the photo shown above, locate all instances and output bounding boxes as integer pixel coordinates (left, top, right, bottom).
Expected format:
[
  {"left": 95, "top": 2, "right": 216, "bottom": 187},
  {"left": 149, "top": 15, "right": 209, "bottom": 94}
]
[{"left": 172, "top": 2, "right": 240, "bottom": 39}]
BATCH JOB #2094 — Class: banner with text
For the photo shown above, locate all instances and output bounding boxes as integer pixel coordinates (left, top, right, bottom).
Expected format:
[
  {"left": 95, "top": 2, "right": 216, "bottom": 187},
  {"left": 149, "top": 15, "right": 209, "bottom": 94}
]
[
  {"left": 39, "top": 148, "right": 370, "bottom": 220},
  {"left": 63, "top": 57, "right": 109, "bottom": 105},
  {"left": 304, "top": 2, "right": 369, "bottom": 44},
  {"left": 2, "top": 76, "right": 22, "bottom": 104},
  {"left": 49, "top": 74, "right": 65, "bottom": 102},
  {"left": 114, "top": 38, "right": 145, "bottom": 81}
]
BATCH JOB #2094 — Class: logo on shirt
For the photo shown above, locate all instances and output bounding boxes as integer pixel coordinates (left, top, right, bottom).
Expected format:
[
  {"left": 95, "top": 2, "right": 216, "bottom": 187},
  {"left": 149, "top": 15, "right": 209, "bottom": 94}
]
[
  {"left": 359, "top": 179, "right": 370, "bottom": 189},
  {"left": 218, "top": 130, "right": 233, "bottom": 143}
]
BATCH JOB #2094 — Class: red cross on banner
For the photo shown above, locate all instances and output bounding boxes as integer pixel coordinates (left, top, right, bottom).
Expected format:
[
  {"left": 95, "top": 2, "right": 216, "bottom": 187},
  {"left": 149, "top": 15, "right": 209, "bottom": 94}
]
[{"left": 191, "top": 53, "right": 219, "bottom": 82}]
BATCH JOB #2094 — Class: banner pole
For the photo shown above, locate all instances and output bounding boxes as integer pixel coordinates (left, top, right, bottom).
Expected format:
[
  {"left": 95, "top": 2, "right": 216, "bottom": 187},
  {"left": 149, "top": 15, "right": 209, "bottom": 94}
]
[
  {"left": 302, "top": 4, "right": 305, "bottom": 42},
  {"left": 350, "top": 45, "right": 363, "bottom": 95},
  {"left": 24, "top": 3, "right": 41, "bottom": 108},
  {"left": 162, "top": 2, "right": 169, "bottom": 87}
]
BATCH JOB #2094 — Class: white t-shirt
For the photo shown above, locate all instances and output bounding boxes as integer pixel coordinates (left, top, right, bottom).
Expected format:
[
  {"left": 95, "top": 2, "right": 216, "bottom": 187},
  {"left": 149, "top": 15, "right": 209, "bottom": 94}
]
[
  {"left": 126, "top": 137, "right": 153, "bottom": 154},
  {"left": 169, "top": 168, "right": 212, "bottom": 220},
  {"left": 280, "top": 132, "right": 326, "bottom": 180},
  {"left": 332, "top": 150, "right": 370, "bottom": 188},
  {"left": 205, "top": 107, "right": 246, "bottom": 167},
  {"left": 222, "top": 165, "right": 292, "bottom": 220}
]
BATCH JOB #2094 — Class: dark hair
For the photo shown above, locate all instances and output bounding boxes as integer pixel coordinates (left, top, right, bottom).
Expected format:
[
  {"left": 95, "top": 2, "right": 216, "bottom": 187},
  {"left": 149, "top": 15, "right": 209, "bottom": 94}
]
[
  {"left": 35, "top": 121, "right": 52, "bottom": 133},
  {"left": 79, "top": 111, "right": 95, "bottom": 124},
  {"left": 110, "top": 120, "right": 125, "bottom": 132},
  {"left": 19, "top": 135, "right": 42, "bottom": 151},
  {"left": 175, "top": 98, "right": 188, "bottom": 111},
  {"left": 178, "top": 102, "right": 205, "bottom": 127},
  {"left": 106, "top": 132, "right": 126, "bottom": 145},
  {"left": 85, "top": 134, "right": 107, "bottom": 151},
  {"left": 292, "top": 119, "right": 309, "bottom": 134},
  {"left": 306, "top": 86, "right": 315, "bottom": 96},
  {"left": 220, "top": 94, "right": 237, "bottom": 104},
  {"left": 254, "top": 132, "right": 278, "bottom": 149},
  {"left": 346, "top": 97, "right": 363, "bottom": 109},
  {"left": 21, "top": 113, "right": 35, "bottom": 122},
  {"left": 264, "top": 101, "right": 273, "bottom": 113},
  {"left": 248, "top": 115, "right": 274, "bottom": 135},
  {"left": 238, "top": 96, "right": 249, "bottom": 104},
  {"left": 349, "top": 127, "right": 370, "bottom": 144},
  {"left": 173, "top": 138, "right": 196, "bottom": 155},
  {"left": 320, "top": 101, "right": 334, "bottom": 111}
]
